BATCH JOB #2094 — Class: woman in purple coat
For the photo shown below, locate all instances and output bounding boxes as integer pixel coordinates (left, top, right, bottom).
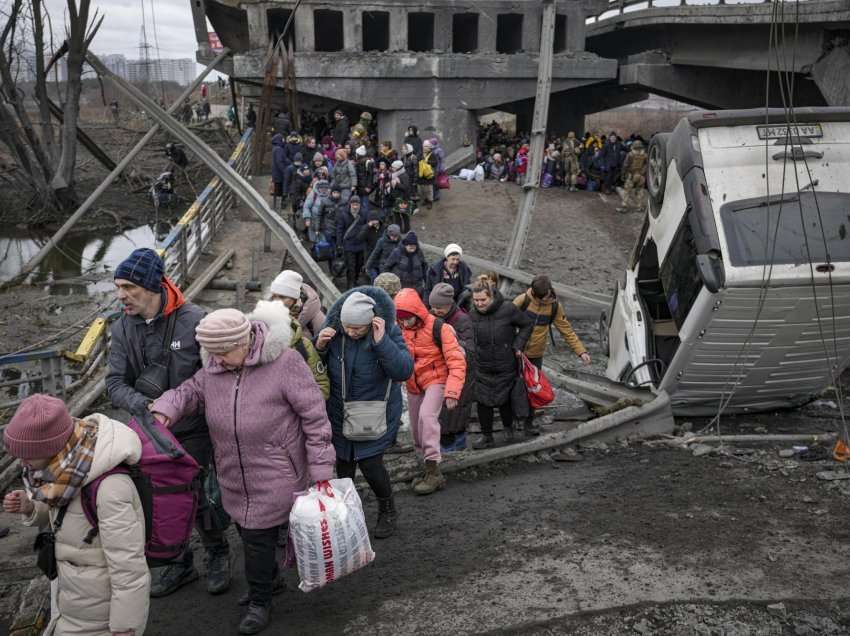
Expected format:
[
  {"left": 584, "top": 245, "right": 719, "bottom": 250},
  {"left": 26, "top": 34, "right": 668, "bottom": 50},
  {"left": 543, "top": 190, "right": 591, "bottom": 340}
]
[{"left": 152, "top": 308, "right": 334, "bottom": 635}]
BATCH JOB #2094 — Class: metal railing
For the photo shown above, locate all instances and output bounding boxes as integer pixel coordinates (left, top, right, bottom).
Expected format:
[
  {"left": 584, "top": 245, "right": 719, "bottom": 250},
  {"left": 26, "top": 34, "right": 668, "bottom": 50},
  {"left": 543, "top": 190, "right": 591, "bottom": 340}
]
[
  {"left": 586, "top": 0, "right": 791, "bottom": 25},
  {"left": 0, "top": 128, "right": 254, "bottom": 415}
]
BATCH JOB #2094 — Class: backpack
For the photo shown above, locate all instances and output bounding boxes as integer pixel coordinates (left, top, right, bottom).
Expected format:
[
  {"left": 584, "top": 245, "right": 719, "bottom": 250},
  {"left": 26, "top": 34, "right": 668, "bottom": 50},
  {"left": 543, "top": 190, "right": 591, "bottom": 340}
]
[
  {"left": 80, "top": 414, "right": 200, "bottom": 561},
  {"left": 520, "top": 295, "right": 559, "bottom": 347},
  {"left": 418, "top": 155, "right": 435, "bottom": 180},
  {"left": 431, "top": 318, "right": 465, "bottom": 356}
]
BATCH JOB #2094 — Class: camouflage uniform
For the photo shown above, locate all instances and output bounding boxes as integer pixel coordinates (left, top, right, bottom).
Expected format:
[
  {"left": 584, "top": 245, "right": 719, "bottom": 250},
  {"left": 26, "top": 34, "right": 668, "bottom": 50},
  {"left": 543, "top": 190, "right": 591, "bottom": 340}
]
[
  {"left": 619, "top": 141, "right": 648, "bottom": 213},
  {"left": 562, "top": 132, "right": 581, "bottom": 190}
]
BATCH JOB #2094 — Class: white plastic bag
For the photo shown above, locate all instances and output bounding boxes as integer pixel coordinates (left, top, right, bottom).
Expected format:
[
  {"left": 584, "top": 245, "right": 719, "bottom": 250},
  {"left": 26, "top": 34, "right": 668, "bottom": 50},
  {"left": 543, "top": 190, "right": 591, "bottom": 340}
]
[{"left": 288, "top": 477, "right": 375, "bottom": 592}]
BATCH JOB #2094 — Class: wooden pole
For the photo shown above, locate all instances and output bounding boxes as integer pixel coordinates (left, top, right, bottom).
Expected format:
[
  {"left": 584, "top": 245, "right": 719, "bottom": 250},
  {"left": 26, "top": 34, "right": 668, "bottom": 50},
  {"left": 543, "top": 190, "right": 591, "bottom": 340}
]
[{"left": 499, "top": 0, "right": 557, "bottom": 295}]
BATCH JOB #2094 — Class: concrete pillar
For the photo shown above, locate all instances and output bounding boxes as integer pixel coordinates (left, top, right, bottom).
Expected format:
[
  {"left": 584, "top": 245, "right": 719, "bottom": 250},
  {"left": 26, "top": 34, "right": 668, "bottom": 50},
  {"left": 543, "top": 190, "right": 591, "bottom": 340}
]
[
  {"left": 566, "top": 7, "right": 585, "bottom": 51},
  {"left": 246, "top": 5, "right": 269, "bottom": 49},
  {"left": 344, "top": 7, "right": 360, "bottom": 53},
  {"left": 524, "top": 12, "right": 541, "bottom": 52},
  {"left": 191, "top": 0, "right": 208, "bottom": 45},
  {"left": 434, "top": 10, "right": 452, "bottom": 52},
  {"left": 514, "top": 101, "right": 534, "bottom": 134},
  {"left": 479, "top": 9, "right": 497, "bottom": 53},
  {"left": 294, "top": 8, "right": 315, "bottom": 52},
  {"left": 378, "top": 108, "right": 477, "bottom": 157},
  {"left": 389, "top": 8, "right": 407, "bottom": 51}
]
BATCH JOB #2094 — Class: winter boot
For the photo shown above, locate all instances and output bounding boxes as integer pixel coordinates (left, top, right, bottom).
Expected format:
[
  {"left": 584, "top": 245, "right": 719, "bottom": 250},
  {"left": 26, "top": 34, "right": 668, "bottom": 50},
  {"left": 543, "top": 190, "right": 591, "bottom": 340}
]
[
  {"left": 524, "top": 420, "right": 541, "bottom": 438},
  {"left": 472, "top": 434, "right": 495, "bottom": 450},
  {"left": 452, "top": 432, "right": 468, "bottom": 451},
  {"left": 374, "top": 496, "right": 398, "bottom": 539},
  {"left": 238, "top": 574, "right": 286, "bottom": 606},
  {"left": 413, "top": 461, "right": 446, "bottom": 496},
  {"left": 149, "top": 559, "right": 199, "bottom": 598},
  {"left": 238, "top": 602, "right": 272, "bottom": 635},
  {"left": 502, "top": 426, "right": 516, "bottom": 445},
  {"left": 206, "top": 548, "right": 232, "bottom": 595}
]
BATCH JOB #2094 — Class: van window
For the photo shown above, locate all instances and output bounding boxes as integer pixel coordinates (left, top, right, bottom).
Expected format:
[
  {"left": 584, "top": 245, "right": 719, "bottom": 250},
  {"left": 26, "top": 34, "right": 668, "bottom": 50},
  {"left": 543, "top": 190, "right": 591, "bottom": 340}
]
[
  {"left": 660, "top": 216, "right": 703, "bottom": 329},
  {"left": 721, "top": 192, "right": 850, "bottom": 266}
]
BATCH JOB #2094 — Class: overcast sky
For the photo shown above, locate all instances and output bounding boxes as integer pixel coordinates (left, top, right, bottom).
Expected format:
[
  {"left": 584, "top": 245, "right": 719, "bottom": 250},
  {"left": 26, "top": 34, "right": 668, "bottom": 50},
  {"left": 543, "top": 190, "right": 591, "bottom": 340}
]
[{"left": 42, "top": 1, "right": 208, "bottom": 71}]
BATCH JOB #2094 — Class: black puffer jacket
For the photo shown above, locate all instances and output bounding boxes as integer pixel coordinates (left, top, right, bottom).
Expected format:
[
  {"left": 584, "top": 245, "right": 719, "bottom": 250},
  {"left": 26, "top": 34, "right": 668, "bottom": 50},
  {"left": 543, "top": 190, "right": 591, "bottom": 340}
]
[
  {"left": 383, "top": 246, "right": 428, "bottom": 292},
  {"left": 470, "top": 292, "right": 533, "bottom": 407}
]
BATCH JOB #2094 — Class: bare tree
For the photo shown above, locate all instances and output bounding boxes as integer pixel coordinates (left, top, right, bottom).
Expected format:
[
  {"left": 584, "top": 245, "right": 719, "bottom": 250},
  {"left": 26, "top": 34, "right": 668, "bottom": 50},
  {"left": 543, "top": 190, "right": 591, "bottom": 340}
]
[{"left": 0, "top": 0, "right": 101, "bottom": 213}]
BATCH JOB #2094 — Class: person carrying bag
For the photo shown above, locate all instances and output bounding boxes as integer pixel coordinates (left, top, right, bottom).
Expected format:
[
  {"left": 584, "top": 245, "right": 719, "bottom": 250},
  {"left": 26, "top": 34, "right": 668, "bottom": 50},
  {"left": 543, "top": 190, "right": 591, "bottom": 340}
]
[{"left": 315, "top": 289, "right": 413, "bottom": 539}]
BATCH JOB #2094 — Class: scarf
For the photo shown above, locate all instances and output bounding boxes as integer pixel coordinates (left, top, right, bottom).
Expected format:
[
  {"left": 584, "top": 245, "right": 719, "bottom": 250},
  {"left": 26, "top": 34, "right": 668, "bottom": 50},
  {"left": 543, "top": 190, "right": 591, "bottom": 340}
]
[
  {"left": 391, "top": 166, "right": 405, "bottom": 188},
  {"left": 23, "top": 418, "right": 99, "bottom": 509}
]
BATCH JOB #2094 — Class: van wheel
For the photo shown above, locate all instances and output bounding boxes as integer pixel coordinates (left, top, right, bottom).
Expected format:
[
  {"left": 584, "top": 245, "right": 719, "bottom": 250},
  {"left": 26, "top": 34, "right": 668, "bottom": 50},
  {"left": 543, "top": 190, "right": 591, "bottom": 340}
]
[
  {"left": 599, "top": 311, "right": 610, "bottom": 357},
  {"left": 647, "top": 134, "right": 669, "bottom": 210}
]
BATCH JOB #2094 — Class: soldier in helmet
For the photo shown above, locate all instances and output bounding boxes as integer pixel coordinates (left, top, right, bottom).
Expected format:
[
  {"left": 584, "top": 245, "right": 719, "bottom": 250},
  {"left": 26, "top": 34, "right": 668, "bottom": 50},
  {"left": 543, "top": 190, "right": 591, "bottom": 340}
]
[
  {"left": 563, "top": 131, "right": 581, "bottom": 192},
  {"left": 618, "top": 140, "right": 648, "bottom": 213}
]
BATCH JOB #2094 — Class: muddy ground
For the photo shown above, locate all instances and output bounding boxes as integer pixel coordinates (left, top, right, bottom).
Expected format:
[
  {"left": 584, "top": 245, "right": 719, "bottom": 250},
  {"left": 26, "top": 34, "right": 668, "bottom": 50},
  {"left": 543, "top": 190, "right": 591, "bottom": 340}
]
[{"left": 3, "top": 173, "right": 850, "bottom": 634}]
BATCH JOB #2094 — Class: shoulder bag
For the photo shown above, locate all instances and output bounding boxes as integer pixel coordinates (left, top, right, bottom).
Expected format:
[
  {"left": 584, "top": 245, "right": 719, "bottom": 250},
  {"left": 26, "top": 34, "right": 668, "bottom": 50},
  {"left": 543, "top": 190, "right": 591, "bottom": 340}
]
[
  {"left": 340, "top": 337, "right": 392, "bottom": 441},
  {"left": 134, "top": 310, "right": 178, "bottom": 400}
]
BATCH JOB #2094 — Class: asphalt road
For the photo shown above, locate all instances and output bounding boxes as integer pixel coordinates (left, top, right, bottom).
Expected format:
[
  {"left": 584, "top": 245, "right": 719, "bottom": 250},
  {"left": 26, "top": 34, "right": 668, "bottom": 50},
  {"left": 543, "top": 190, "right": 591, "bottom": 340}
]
[{"left": 146, "top": 441, "right": 850, "bottom": 636}]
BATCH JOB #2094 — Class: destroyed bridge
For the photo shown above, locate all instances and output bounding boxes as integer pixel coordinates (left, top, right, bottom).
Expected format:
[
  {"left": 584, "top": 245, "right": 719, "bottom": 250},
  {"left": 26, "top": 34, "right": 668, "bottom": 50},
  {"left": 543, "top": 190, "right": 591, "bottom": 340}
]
[{"left": 191, "top": 0, "right": 850, "bottom": 155}]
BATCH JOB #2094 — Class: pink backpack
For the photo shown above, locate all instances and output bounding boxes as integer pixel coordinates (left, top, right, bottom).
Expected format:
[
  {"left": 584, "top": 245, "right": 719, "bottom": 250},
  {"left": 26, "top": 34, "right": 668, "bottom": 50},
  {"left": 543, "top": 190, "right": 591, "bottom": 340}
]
[{"left": 80, "top": 415, "right": 200, "bottom": 561}]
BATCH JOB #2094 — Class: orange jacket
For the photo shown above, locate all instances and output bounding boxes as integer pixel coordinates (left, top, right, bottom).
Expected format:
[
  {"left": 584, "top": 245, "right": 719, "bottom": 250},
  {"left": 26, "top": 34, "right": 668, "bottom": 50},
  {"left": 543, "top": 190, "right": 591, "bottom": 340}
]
[{"left": 395, "top": 288, "right": 467, "bottom": 399}]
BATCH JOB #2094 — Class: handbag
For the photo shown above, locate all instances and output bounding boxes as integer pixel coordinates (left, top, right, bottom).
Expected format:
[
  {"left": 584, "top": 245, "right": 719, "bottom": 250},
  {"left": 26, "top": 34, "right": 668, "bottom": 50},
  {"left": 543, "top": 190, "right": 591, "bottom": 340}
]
[
  {"left": 510, "top": 360, "right": 531, "bottom": 419},
  {"left": 33, "top": 505, "right": 69, "bottom": 580},
  {"left": 312, "top": 238, "right": 335, "bottom": 262},
  {"left": 203, "top": 463, "right": 231, "bottom": 532},
  {"left": 134, "top": 310, "right": 178, "bottom": 400},
  {"left": 436, "top": 172, "right": 450, "bottom": 190},
  {"left": 521, "top": 353, "right": 555, "bottom": 409},
  {"left": 340, "top": 338, "right": 392, "bottom": 441}
]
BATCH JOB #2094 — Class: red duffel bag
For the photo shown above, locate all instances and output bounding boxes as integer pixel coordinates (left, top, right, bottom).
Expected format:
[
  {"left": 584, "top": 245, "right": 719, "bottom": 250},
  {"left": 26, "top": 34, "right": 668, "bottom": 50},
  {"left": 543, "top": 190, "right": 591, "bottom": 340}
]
[{"left": 521, "top": 354, "right": 555, "bottom": 409}]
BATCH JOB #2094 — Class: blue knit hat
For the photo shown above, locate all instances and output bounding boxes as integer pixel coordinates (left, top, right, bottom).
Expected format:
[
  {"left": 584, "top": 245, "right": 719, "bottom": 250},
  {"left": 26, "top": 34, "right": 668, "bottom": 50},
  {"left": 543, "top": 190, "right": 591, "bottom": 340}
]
[
  {"left": 402, "top": 231, "right": 419, "bottom": 246},
  {"left": 114, "top": 248, "right": 164, "bottom": 293}
]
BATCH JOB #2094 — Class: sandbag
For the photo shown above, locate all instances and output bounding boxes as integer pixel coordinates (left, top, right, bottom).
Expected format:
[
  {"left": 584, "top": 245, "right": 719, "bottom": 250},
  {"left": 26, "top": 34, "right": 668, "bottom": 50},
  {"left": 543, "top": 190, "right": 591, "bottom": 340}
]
[{"left": 289, "top": 478, "right": 375, "bottom": 592}]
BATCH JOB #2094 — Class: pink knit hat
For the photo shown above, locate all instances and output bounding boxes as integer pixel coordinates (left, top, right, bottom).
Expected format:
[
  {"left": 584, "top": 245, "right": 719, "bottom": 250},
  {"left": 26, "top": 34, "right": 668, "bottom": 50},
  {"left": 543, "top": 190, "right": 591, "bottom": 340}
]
[
  {"left": 4, "top": 394, "right": 74, "bottom": 459},
  {"left": 195, "top": 308, "right": 252, "bottom": 354}
]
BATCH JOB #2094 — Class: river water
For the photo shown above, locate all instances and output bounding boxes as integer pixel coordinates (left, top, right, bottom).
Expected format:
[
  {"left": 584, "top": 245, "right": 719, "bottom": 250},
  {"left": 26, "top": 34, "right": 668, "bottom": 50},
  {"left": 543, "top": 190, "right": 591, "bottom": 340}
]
[{"left": 0, "top": 224, "right": 164, "bottom": 294}]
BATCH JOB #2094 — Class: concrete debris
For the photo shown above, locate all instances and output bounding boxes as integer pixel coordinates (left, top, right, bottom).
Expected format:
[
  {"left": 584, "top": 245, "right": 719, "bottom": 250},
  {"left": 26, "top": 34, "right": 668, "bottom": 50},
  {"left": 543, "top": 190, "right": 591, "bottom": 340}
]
[
  {"left": 552, "top": 447, "right": 584, "bottom": 462},
  {"left": 816, "top": 471, "right": 850, "bottom": 481},
  {"left": 766, "top": 602, "right": 786, "bottom": 616},
  {"left": 778, "top": 449, "right": 796, "bottom": 458},
  {"left": 691, "top": 443, "right": 715, "bottom": 457}
]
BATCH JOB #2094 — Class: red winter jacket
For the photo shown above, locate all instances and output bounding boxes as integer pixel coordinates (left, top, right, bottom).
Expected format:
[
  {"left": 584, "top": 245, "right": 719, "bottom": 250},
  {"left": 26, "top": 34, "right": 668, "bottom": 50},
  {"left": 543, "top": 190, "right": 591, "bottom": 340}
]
[{"left": 395, "top": 288, "right": 466, "bottom": 399}]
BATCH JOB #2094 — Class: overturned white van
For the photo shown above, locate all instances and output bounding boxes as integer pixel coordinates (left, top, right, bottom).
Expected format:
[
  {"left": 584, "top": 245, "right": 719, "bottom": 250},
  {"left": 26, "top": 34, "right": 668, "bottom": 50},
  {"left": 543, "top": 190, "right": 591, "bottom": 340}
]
[{"left": 603, "top": 108, "right": 850, "bottom": 416}]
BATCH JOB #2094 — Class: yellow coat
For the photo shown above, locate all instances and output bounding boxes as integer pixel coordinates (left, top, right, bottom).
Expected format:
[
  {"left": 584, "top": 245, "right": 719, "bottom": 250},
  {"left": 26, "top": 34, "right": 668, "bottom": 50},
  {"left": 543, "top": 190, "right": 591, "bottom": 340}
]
[{"left": 513, "top": 290, "right": 587, "bottom": 359}]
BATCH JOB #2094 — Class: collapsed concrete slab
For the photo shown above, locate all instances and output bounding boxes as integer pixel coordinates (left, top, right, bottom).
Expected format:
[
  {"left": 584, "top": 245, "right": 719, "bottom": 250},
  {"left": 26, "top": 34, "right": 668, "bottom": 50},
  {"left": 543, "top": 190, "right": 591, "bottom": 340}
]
[{"left": 194, "top": 0, "right": 619, "bottom": 155}]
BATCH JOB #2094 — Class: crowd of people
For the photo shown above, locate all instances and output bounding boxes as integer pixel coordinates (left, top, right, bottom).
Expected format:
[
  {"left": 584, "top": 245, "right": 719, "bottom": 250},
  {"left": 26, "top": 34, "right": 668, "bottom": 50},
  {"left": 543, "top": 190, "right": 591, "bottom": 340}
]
[
  {"left": 2, "top": 231, "right": 591, "bottom": 634},
  {"left": 263, "top": 109, "right": 453, "bottom": 292},
  {"left": 0, "top": 107, "right": 615, "bottom": 636},
  {"left": 472, "top": 121, "right": 650, "bottom": 213}
]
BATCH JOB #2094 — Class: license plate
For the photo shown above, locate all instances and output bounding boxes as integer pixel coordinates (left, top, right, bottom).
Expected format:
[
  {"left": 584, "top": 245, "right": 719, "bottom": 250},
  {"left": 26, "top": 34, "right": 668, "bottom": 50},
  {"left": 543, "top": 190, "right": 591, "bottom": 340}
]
[{"left": 756, "top": 124, "right": 823, "bottom": 140}]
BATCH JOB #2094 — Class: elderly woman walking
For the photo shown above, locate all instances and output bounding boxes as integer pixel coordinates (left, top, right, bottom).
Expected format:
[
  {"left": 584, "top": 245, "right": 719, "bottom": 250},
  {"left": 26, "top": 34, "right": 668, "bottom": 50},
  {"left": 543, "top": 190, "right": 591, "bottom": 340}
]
[
  {"left": 315, "top": 288, "right": 413, "bottom": 538},
  {"left": 3, "top": 394, "right": 150, "bottom": 636},
  {"left": 151, "top": 308, "right": 335, "bottom": 635}
]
